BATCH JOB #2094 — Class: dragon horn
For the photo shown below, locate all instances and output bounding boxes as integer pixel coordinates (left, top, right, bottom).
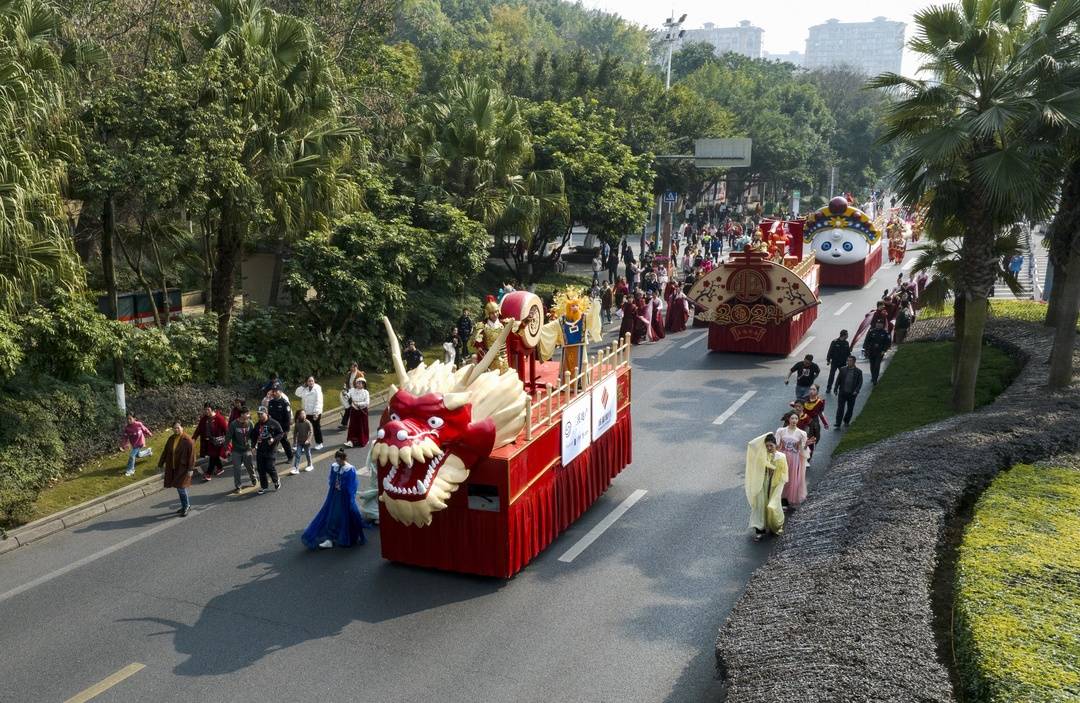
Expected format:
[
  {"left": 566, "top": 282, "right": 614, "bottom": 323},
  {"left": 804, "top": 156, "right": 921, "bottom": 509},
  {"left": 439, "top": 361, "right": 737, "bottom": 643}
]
[
  {"left": 462, "top": 322, "right": 514, "bottom": 388},
  {"left": 381, "top": 316, "right": 409, "bottom": 388}
]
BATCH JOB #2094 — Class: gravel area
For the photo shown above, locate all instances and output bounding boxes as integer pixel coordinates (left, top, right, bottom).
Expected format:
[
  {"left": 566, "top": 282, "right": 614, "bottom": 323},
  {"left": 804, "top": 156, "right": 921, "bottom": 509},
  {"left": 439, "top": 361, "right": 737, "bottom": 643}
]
[{"left": 715, "top": 317, "right": 1080, "bottom": 702}]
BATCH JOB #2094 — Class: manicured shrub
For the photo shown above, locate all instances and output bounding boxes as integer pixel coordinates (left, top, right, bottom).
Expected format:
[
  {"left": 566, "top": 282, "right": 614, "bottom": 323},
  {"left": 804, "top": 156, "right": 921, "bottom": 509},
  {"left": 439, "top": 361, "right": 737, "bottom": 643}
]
[{"left": 954, "top": 462, "right": 1080, "bottom": 702}]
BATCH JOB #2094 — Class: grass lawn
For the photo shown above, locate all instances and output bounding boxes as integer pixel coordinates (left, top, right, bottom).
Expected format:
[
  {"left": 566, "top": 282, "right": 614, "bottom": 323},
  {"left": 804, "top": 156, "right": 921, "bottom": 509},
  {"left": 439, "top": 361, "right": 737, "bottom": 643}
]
[
  {"left": 834, "top": 341, "right": 1021, "bottom": 455},
  {"left": 954, "top": 460, "right": 1080, "bottom": 702}
]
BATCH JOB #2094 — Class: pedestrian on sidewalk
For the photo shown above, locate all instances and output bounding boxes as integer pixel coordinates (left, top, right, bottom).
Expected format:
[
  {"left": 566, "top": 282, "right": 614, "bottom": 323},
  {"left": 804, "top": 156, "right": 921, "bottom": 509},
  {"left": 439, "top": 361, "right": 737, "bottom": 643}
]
[
  {"left": 591, "top": 254, "right": 603, "bottom": 287},
  {"left": 294, "top": 376, "right": 325, "bottom": 450},
  {"left": 607, "top": 245, "right": 620, "bottom": 285},
  {"left": 862, "top": 320, "right": 892, "bottom": 384},
  {"left": 600, "top": 281, "right": 614, "bottom": 325},
  {"left": 338, "top": 362, "right": 362, "bottom": 431},
  {"left": 192, "top": 403, "right": 228, "bottom": 482},
  {"left": 825, "top": 330, "right": 851, "bottom": 394},
  {"left": 290, "top": 409, "right": 315, "bottom": 475},
  {"left": 227, "top": 407, "right": 257, "bottom": 491},
  {"left": 345, "top": 377, "right": 370, "bottom": 448},
  {"left": 159, "top": 420, "right": 195, "bottom": 517},
  {"left": 785, "top": 354, "right": 821, "bottom": 401},
  {"left": 833, "top": 355, "right": 863, "bottom": 429},
  {"left": 403, "top": 340, "right": 423, "bottom": 371},
  {"left": 893, "top": 301, "right": 914, "bottom": 344},
  {"left": 228, "top": 397, "right": 245, "bottom": 423},
  {"left": 444, "top": 327, "right": 460, "bottom": 366},
  {"left": 120, "top": 412, "right": 152, "bottom": 477},
  {"left": 267, "top": 387, "right": 294, "bottom": 464},
  {"left": 251, "top": 406, "right": 283, "bottom": 494},
  {"left": 745, "top": 433, "right": 788, "bottom": 542}
]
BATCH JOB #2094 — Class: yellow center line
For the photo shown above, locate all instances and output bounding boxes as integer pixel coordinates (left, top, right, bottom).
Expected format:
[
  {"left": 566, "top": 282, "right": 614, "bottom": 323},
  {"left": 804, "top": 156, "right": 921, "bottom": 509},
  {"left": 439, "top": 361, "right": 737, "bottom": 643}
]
[{"left": 64, "top": 663, "right": 145, "bottom": 703}]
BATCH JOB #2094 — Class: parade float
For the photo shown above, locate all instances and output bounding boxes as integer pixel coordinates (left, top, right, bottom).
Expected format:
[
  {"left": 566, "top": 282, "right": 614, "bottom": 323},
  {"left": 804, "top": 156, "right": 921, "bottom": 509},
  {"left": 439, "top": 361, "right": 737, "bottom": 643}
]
[
  {"left": 688, "top": 219, "right": 820, "bottom": 355},
  {"left": 803, "top": 196, "right": 883, "bottom": 287},
  {"left": 373, "top": 288, "right": 632, "bottom": 578}
]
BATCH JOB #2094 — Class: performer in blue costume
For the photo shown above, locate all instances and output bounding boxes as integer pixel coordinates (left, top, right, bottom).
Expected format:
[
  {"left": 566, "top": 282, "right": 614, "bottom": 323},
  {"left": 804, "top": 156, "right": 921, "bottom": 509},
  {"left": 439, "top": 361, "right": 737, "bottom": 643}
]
[{"left": 301, "top": 449, "right": 366, "bottom": 549}]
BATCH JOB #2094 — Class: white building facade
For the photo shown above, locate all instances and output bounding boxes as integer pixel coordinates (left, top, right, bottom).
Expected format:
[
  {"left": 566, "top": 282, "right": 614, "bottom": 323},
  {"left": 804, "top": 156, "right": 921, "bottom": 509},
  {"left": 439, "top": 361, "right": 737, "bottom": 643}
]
[
  {"left": 680, "top": 20, "right": 764, "bottom": 60},
  {"left": 804, "top": 17, "right": 905, "bottom": 76}
]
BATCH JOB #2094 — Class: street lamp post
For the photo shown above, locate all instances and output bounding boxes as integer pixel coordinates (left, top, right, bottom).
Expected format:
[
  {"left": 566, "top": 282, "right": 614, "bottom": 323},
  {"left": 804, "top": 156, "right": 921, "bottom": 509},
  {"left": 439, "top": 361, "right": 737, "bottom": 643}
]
[{"left": 661, "top": 13, "right": 687, "bottom": 91}]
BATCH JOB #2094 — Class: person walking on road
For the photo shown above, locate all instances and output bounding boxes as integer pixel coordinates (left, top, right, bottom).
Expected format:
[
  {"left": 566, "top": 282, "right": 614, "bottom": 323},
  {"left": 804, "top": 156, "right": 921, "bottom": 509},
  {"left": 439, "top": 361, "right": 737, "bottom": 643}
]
[
  {"left": 290, "top": 409, "right": 315, "bottom": 475},
  {"left": 338, "top": 363, "right": 363, "bottom": 431},
  {"left": 227, "top": 407, "right": 257, "bottom": 492},
  {"left": 785, "top": 354, "right": 821, "bottom": 401},
  {"left": 745, "top": 433, "right": 788, "bottom": 542},
  {"left": 591, "top": 254, "right": 603, "bottom": 287},
  {"left": 267, "top": 387, "right": 294, "bottom": 464},
  {"left": 833, "top": 355, "right": 864, "bottom": 429},
  {"left": 825, "top": 331, "right": 851, "bottom": 395},
  {"left": 345, "top": 377, "right": 370, "bottom": 448},
  {"left": 301, "top": 449, "right": 367, "bottom": 550},
  {"left": 775, "top": 411, "right": 809, "bottom": 509},
  {"left": 192, "top": 403, "right": 228, "bottom": 482},
  {"left": 251, "top": 406, "right": 283, "bottom": 494},
  {"left": 863, "top": 320, "right": 892, "bottom": 384},
  {"left": 893, "top": 300, "right": 914, "bottom": 344},
  {"left": 600, "top": 281, "right": 614, "bottom": 325},
  {"left": 121, "top": 412, "right": 152, "bottom": 477},
  {"left": 158, "top": 420, "right": 195, "bottom": 516},
  {"left": 294, "top": 376, "right": 325, "bottom": 449},
  {"left": 607, "top": 244, "right": 620, "bottom": 284}
]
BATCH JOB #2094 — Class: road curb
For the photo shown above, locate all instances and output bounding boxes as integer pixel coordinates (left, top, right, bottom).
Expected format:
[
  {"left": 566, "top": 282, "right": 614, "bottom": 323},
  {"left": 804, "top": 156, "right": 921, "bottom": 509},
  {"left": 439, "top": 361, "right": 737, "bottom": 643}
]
[{"left": 0, "top": 398, "right": 390, "bottom": 555}]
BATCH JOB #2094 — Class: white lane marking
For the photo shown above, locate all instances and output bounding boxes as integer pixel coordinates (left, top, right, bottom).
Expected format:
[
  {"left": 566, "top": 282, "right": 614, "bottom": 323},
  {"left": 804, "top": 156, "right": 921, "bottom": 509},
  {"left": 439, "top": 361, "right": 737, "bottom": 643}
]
[
  {"left": 0, "top": 505, "right": 218, "bottom": 605},
  {"left": 712, "top": 390, "right": 757, "bottom": 426},
  {"left": 558, "top": 489, "right": 647, "bottom": 563},
  {"left": 680, "top": 332, "right": 708, "bottom": 349},
  {"left": 834, "top": 302, "right": 852, "bottom": 316},
  {"left": 791, "top": 336, "right": 817, "bottom": 358},
  {"left": 868, "top": 275, "right": 879, "bottom": 286},
  {"left": 903, "top": 258, "right": 917, "bottom": 270},
  {"left": 65, "top": 663, "right": 145, "bottom": 703}
]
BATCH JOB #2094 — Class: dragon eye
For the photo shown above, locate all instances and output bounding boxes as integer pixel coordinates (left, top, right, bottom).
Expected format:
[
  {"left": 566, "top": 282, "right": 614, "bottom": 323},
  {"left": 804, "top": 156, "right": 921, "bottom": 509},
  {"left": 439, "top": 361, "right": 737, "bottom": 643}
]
[
  {"left": 842, "top": 242, "right": 854, "bottom": 252},
  {"left": 820, "top": 241, "right": 832, "bottom": 251},
  {"left": 427, "top": 417, "right": 444, "bottom": 429},
  {"left": 389, "top": 413, "right": 400, "bottom": 422}
]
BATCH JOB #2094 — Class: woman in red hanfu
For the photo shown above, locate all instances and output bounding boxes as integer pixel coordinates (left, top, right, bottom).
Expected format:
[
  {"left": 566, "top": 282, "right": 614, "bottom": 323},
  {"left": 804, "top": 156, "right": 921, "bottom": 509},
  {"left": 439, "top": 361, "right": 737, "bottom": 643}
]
[
  {"left": 665, "top": 284, "right": 690, "bottom": 333},
  {"left": 791, "top": 384, "right": 828, "bottom": 463},
  {"left": 648, "top": 293, "right": 666, "bottom": 340}
]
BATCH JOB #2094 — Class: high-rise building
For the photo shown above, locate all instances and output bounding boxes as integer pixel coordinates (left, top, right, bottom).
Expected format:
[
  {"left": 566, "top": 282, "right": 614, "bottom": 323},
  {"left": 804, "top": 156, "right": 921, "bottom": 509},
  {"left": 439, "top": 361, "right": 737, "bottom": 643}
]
[
  {"left": 763, "top": 51, "right": 805, "bottom": 67},
  {"left": 680, "top": 20, "right": 764, "bottom": 60},
  {"left": 804, "top": 17, "right": 905, "bottom": 76}
]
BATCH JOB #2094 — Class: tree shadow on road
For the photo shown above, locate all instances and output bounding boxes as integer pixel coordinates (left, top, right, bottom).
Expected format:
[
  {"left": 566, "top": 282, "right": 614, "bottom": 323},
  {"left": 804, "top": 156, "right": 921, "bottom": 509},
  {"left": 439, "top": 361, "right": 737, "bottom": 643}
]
[{"left": 119, "top": 530, "right": 503, "bottom": 677}]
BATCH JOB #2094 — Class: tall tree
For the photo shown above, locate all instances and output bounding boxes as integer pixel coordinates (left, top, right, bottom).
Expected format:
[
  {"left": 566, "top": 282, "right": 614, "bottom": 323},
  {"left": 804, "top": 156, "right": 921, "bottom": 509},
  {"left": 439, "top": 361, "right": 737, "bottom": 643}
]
[{"left": 871, "top": 0, "right": 1071, "bottom": 410}]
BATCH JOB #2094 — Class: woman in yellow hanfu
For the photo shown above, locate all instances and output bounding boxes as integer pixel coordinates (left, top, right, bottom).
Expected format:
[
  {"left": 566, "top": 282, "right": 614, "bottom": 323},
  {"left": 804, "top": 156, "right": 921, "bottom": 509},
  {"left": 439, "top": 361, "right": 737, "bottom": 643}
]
[{"left": 745, "top": 433, "right": 788, "bottom": 542}]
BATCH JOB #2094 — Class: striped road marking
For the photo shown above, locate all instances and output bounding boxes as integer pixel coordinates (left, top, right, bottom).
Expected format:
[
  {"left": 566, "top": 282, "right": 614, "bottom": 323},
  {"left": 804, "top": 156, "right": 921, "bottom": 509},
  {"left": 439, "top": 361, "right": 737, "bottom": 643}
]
[
  {"left": 680, "top": 332, "right": 708, "bottom": 349},
  {"left": 791, "top": 336, "right": 817, "bottom": 358},
  {"left": 834, "top": 302, "right": 852, "bottom": 316},
  {"left": 64, "top": 663, "right": 145, "bottom": 703},
  {"left": 558, "top": 490, "right": 648, "bottom": 563},
  {"left": 713, "top": 390, "right": 757, "bottom": 426}
]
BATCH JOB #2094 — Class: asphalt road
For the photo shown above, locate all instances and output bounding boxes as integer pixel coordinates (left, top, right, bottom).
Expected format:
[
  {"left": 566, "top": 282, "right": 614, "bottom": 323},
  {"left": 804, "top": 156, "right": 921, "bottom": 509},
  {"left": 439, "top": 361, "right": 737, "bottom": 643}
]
[{"left": 0, "top": 255, "right": 912, "bottom": 703}]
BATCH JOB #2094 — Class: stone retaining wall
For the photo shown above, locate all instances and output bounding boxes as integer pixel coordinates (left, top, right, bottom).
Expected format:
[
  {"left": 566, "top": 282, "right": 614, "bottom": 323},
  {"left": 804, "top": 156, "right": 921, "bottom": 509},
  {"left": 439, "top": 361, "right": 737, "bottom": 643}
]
[{"left": 715, "top": 318, "right": 1080, "bottom": 702}]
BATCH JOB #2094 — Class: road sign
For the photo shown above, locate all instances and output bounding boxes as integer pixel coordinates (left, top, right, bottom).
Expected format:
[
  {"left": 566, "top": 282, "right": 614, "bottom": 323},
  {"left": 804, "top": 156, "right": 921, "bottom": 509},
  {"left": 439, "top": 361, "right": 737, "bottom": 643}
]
[
  {"left": 663, "top": 191, "right": 678, "bottom": 203},
  {"left": 694, "top": 138, "right": 752, "bottom": 169}
]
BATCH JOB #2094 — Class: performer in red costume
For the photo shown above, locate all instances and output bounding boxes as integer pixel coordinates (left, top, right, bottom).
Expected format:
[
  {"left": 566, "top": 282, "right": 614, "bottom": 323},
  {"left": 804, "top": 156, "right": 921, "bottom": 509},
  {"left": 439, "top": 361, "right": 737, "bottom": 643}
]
[
  {"left": 791, "top": 385, "right": 828, "bottom": 462},
  {"left": 619, "top": 296, "right": 647, "bottom": 344},
  {"left": 665, "top": 284, "right": 690, "bottom": 333},
  {"left": 649, "top": 293, "right": 666, "bottom": 340}
]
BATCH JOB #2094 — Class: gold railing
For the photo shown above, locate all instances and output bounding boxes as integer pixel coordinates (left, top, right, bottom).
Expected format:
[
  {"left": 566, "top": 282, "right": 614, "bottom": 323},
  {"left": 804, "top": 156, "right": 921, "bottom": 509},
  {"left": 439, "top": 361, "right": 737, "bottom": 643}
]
[{"left": 524, "top": 333, "right": 632, "bottom": 441}]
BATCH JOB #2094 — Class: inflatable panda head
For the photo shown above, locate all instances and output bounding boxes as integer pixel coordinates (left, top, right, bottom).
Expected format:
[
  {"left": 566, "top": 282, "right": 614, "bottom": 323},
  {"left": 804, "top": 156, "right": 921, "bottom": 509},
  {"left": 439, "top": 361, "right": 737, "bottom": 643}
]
[{"left": 804, "top": 197, "right": 880, "bottom": 266}]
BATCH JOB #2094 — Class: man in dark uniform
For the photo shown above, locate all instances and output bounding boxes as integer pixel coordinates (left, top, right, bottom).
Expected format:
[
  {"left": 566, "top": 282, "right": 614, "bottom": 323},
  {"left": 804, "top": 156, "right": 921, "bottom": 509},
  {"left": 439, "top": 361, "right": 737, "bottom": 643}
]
[
  {"left": 862, "top": 320, "right": 892, "bottom": 384},
  {"left": 825, "top": 330, "right": 851, "bottom": 394},
  {"left": 833, "top": 356, "right": 864, "bottom": 429}
]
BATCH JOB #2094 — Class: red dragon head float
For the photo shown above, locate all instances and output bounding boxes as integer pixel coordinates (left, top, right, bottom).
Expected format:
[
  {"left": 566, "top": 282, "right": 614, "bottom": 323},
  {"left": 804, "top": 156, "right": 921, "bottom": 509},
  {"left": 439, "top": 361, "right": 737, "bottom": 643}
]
[{"left": 373, "top": 317, "right": 529, "bottom": 527}]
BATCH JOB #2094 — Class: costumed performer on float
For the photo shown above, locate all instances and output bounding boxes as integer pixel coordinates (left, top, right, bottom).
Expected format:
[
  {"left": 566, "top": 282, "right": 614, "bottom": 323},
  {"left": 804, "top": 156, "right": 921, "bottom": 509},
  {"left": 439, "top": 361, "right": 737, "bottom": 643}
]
[
  {"left": 745, "top": 433, "right": 788, "bottom": 542},
  {"left": 538, "top": 286, "right": 603, "bottom": 381},
  {"left": 473, "top": 296, "right": 512, "bottom": 372},
  {"left": 301, "top": 448, "right": 366, "bottom": 549}
]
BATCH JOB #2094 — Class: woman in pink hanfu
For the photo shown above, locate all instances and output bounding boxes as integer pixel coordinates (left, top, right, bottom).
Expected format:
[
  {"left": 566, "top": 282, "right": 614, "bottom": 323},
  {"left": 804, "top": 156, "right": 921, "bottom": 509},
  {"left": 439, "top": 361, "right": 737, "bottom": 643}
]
[{"left": 775, "top": 411, "right": 808, "bottom": 508}]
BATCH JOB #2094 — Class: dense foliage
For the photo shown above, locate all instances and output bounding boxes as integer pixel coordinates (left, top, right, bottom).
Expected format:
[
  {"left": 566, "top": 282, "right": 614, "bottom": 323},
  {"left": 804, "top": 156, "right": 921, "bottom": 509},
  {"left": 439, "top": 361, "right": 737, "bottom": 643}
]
[{"left": 954, "top": 461, "right": 1080, "bottom": 702}]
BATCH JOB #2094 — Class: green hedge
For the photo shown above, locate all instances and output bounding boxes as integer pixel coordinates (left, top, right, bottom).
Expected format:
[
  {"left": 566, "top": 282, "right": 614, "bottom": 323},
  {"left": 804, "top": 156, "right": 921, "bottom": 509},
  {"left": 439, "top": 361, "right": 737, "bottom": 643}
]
[{"left": 954, "top": 462, "right": 1080, "bottom": 702}]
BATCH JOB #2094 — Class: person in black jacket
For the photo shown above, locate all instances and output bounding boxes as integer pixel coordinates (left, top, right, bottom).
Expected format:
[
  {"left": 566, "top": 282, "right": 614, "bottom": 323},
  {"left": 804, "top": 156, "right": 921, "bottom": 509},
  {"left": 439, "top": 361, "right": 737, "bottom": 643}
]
[
  {"left": 862, "top": 320, "right": 892, "bottom": 384},
  {"left": 833, "top": 355, "right": 864, "bottom": 428},
  {"left": 251, "top": 406, "right": 284, "bottom": 493},
  {"left": 825, "top": 330, "right": 851, "bottom": 394},
  {"left": 266, "top": 387, "right": 294, "bottom": 463}
]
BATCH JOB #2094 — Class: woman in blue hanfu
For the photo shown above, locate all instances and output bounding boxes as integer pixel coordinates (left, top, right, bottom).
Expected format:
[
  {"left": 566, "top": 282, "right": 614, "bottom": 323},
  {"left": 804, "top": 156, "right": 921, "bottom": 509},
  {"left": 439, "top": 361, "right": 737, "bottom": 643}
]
[{"left": 302, "top": 449, "right": 366, "bottom": 549}]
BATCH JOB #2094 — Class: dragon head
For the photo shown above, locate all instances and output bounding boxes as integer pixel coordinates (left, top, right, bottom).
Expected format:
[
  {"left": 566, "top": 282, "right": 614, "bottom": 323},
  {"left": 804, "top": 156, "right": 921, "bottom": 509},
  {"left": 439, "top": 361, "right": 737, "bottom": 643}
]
[{"left": 374, "top": 317, "right": 528, "bottom": 527}]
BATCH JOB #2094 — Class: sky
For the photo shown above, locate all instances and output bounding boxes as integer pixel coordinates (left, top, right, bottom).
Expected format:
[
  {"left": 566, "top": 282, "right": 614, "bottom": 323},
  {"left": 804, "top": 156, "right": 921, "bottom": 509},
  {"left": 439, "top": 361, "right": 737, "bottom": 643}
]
[{"left": 580, "top": 0, "right": 933, "bottom": 74}]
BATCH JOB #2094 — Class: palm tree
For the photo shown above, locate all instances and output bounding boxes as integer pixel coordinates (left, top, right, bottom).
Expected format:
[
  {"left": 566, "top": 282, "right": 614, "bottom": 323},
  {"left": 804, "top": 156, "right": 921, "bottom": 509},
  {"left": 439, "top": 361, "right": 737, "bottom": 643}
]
[
  {"left": 870, "top": 0, "right": 1075, "bottom": 410},
  {"left": 398, "top": 77, "right": 568, "bottom": 281},
  {"left": 192, "top": 0, "right": 359, "bottom": 382},
  {"left": 0, "top": 0, "right": 83, "bottom": 314}
]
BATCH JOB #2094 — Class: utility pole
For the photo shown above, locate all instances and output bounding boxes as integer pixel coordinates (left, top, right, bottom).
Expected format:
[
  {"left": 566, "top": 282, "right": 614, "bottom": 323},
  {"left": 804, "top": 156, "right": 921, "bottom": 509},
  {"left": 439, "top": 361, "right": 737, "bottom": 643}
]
[{"left": 661, "top": 13, "right": 687, "bottom": 90}]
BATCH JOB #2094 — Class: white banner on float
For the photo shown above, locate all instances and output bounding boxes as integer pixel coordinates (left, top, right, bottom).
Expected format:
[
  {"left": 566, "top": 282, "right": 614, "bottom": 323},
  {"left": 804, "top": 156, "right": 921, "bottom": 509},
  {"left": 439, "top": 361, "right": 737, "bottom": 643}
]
[
  {"left": 591, "top": 373, "right": 618, "bottom": 441},
  {"left": 561, "top": 392, "right": 592, "bottom": 465}
]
